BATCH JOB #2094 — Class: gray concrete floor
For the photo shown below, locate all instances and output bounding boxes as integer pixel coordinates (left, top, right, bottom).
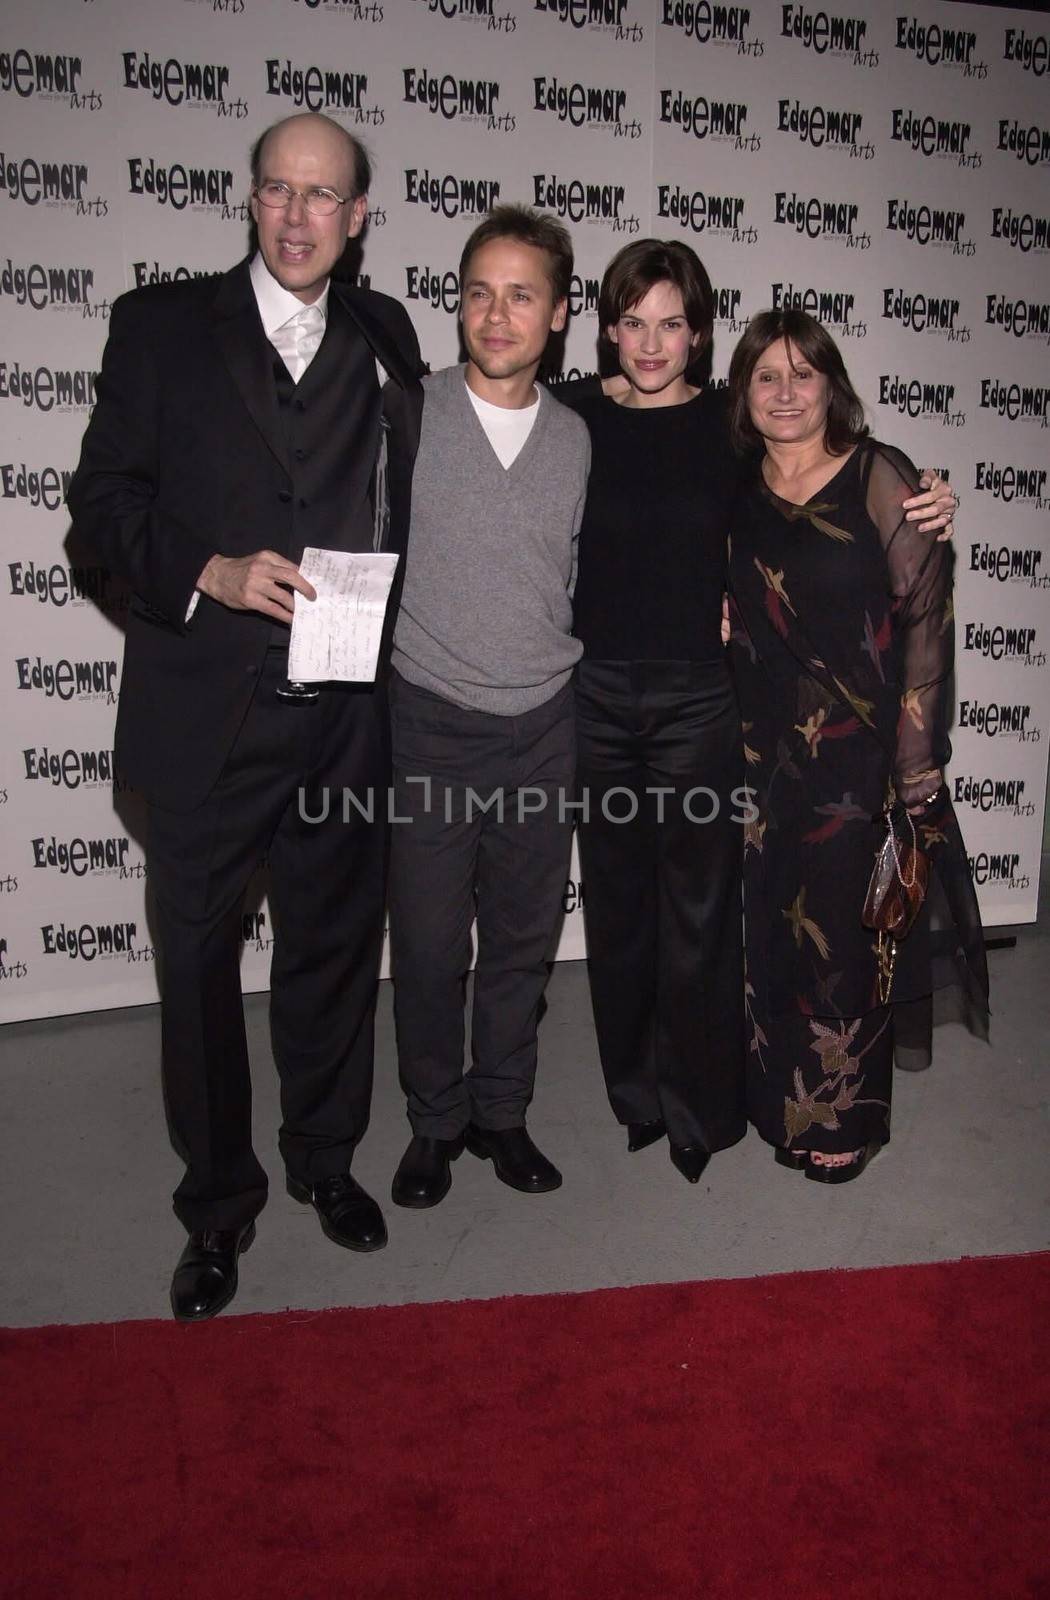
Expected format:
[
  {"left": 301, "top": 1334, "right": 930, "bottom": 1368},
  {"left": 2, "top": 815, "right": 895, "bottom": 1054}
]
[{"left": 1, "top": 899, "right": 1047, "bottom": 1328}]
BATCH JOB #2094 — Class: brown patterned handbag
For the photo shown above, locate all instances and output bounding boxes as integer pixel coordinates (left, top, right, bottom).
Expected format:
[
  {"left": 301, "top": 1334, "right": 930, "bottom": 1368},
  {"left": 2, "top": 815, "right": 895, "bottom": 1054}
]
[{"left": 862, "top": 794, "right": 929, "bottom": 1001}]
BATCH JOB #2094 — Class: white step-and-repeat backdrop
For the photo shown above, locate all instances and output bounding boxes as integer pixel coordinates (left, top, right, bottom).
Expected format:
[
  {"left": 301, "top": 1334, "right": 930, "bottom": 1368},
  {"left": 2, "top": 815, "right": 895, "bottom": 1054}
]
[{"left": 1, "top": 0, "right": 1047, "bottom": 1021}]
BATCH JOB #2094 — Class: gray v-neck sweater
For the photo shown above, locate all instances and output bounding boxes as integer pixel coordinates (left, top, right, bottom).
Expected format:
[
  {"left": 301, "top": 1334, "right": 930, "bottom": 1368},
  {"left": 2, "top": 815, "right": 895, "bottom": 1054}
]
[{"left": 392, "top": 364, "right": 590, "bottom": 715}]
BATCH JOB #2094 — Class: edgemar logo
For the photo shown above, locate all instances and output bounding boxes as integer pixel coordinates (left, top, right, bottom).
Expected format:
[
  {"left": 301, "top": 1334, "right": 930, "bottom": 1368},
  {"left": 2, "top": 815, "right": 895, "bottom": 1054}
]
[
  {"left": 984, "top": 296, "right": 1050, "bottom": 344},
  {"left": 954, "top": 776, "right": 1032, "bottom": 816},
  {"left": 0, "top": 258, "right": 95, "bottom": 312},
  {"left": 979, "top": 380, "right": 1050, "bottom": 425},
  {"left": 533, "top": 77, "right": 639, "bottom": 136},
  {"left": 885, "top": 198, "right": 973, "bottom": 254},
  {"left": 122, "top": 51, "right": 243, "bottom": 117},
  {"left": 533, "top": 174, "right": 640, "bottom": 233},
  {"left": 0, "top": 150, "right": 106, "bottom": 215},
  {"left": 968, "top": 852, "right": 1028, "bottom": 890},
  {"left": 780, "top": 5, "right": 877, "bottom": 65},
  {"left": 404, "top": 170, "right": 501, "bottom": 219},
  {"left": 0, "top": 462, "right": 73, "bottom": 510},
  {"left": 894, "top": 16, "right": 985, "bottom": 75},
  {"left": 659, "top": 92, "right": 757, "bottom": 151},
  {"left": 881, "top": 289, "right": 968, "bottom": 340},
  {"left": 0, "top": 49, "right": 103, "bottom": 108},
  {"left": 30, "top": 834, "right": 135, "bottom": 880},
  {"left": 265, "top": 60, "right": 382, "bottom": 123},
  {"left": 40, "top": 920, "right": 140, "bottom": 961},
  {"left": 22, "top": 746, "right": 118, "bottom": 790},
  {"left": 0, "top": 362, "right": 98, "bottom": 413},
  {"left": 15, "top": 656, "right": 119, "bottom": 704},
  {"left": 877, "top": 375, "right": 963, "bottom": 426},
  {"left": 127, "top": 156, "right": 235, "bottom": 213},
  {"left": 771, "top": 283, "right": 865, "bottom": 337},
  {"left": 413, "top": 0, "right": 516, "bottom": 33},
  {"left": 958, "top": 700, "right": 1036, "bottom": 739},
  {"left": 1003, "top": 26, "right": 1047, "bottom": 76},
  {"left": 402, "top": 69, "right": 512, "bottom": 130},
  {"left": 660, "top": 2, "right": 763, "bottom": 55},
  {"left": 534, "top": 0, "right": 642, "bottom": 42},
  {"left": 773, "top": 191, "right": 867, "bottom": 246},
  {"left": 9, "top": 560, "right": 117, "bottom": 608},
  {"left": 990, "top": 208, "right": 1049, "bottom": 255},
  {"left": 890, "top": 109, "right": 980, "bottom": 167},
  {"left": 776, "top": 99, "right": 871, "bottom": 157},
  {"left": 657, "top": 184, "right": 754, "bottom": 241},
  {"left": 996, "top": 120, "right": 1050, "bottom": 166},
  {"left": 963, "top": 623, "right": 1043, "bottom": 667}
]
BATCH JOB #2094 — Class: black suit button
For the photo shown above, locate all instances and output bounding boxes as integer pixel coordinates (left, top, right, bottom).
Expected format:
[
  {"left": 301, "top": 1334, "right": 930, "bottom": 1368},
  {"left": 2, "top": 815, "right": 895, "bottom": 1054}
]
[
  {"left": 295, "top": 400, "right": 306, "bottom": 412},
  {"left": 298, "top": 497, "right": 309, "bottom": 508},
  {"left": 294, "top": 448, "right": 307, "bottom": 461},
  {"left": 278, "top": 490, "right": 292, "bottom": 504}
]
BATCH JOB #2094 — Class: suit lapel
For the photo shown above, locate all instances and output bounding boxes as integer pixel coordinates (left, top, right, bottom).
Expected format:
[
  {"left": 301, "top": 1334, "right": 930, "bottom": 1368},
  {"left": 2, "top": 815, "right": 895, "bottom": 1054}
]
[
  {"left": 211, "top": 262, "right": 289, "bottom": 474},
  {"left": 331, "top": 283, "right": 418, "bottom": 392}
]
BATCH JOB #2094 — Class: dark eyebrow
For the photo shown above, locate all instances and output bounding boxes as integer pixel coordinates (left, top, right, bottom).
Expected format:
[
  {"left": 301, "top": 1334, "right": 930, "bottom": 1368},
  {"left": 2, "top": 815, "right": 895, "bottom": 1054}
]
[{"left": 464, "top": 279, "right": 536, "bottom": 293}]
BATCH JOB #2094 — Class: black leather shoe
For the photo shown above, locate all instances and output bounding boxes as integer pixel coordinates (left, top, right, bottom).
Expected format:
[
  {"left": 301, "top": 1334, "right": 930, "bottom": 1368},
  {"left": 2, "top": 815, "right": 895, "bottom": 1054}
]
[
  {"left": 286, "top": 1173, "right": 387, "bottom": 1252},
  {"left": 170, "top": 1221, "right": 255, "bottom": 1322},
  {"left": 391, "top": 1134, "right": 464, "bottom": 1209},
  {"left": 627, "top": 1119, "right": 666, "bottom": 1153},
  {"left": 669, "top": 1144, "right": 711, "bottom": 1184},
  {"left": 464, "top": 1123, "right": 562, "bottom": 1194}
]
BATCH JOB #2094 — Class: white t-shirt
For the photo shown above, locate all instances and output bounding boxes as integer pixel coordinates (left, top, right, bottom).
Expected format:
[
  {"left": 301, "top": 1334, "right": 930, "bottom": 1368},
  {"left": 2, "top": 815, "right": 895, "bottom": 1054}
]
[{"left": 465, "top": 381, "right": 540, "bottom": 469}]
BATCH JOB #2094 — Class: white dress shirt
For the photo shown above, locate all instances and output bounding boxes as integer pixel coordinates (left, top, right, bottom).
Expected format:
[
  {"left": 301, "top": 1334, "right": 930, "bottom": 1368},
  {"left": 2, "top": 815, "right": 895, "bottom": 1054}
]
[{"left": 249, "top": 251, "right": 329, "bottom": 381}]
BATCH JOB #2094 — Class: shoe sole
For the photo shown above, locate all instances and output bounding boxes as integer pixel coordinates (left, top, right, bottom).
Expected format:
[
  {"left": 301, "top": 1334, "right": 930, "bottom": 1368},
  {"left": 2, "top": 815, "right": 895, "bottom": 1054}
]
[
  {"left": 463, "top": 1131, "right": 562, "bottom": 1194},
  {"left": 774, "top": 1147, "right": 808, "bottom": 1173},
  {"left": 286, "top": 1177, "right": 388, "bottom": 1252},
  {"left": 170, "top": 1221, "right": 255, "bottom": 1323}
]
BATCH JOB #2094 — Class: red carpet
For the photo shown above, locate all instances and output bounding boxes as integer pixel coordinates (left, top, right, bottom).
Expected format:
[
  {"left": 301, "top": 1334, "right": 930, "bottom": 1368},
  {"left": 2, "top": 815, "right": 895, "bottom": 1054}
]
[{"left": 2, "top": 1254, "right": 1047, "bottom": 1600}]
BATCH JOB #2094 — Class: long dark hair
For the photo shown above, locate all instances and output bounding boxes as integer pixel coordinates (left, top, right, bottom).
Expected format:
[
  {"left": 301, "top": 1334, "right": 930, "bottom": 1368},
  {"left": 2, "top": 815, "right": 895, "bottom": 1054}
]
[
  {"left": 598, "top": 238, "right": 714, "bottom": 376},
  {"left": 727, "top": 309, "right": 868, "bottom": 456}
]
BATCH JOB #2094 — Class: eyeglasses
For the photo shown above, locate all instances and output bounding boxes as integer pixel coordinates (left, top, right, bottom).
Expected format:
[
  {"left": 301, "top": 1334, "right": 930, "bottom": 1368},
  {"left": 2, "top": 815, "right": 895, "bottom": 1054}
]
[{"left": 253, "top": 182, "right": 353, "bottom": 217}]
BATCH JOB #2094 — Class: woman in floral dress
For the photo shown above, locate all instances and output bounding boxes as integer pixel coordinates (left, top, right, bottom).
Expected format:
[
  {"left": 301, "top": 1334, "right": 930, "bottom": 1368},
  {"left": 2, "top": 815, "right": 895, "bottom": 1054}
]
[{"left": 726, "top": 310, "right": 987, "bottom": 1183}]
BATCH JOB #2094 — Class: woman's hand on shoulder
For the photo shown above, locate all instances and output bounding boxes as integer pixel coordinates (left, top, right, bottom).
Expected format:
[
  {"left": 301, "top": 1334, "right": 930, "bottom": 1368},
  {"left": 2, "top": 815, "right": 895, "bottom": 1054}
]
[{"left": 904, "top": 470, "right": 957, "bottom": 541}]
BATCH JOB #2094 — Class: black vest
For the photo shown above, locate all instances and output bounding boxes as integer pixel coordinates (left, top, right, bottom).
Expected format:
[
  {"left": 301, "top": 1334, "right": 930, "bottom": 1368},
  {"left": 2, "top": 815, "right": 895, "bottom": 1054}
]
[{"left": 271, "top": 297, "right": 381, "bottom": 564}]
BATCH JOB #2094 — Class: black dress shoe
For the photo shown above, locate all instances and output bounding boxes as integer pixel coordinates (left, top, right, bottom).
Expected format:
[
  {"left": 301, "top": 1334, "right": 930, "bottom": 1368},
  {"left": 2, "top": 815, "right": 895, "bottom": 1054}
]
[
  {"left": 391, "top": 1134, "right": 464, "bottom": 1209},
  {"left": 170, "top": 1221, "right": 255, "bottom": 1322},
  {"left": 627, "top": 1119, "right": 666, "bottom": 1153},
  {"left": 669, "top": 1144, "right": 711, "bottom": 1184},
  {"left": 463, "top": 1123, "right": 562, "bottom": 1194},
  {"left": 286, "top": 1173, "right": 387, "bottom": 1252}
]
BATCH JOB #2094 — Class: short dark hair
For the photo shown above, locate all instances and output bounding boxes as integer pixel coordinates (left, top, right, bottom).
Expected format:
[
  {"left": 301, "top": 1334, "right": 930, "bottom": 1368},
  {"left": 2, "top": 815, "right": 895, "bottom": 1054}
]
[
  {"left": 250, "top": 114, "right": 371, "bottom": 198},
  {"left": 726, "top": 308, "right": 868, "bottom": 456},
  {"left": 598, "top": 239, "right": 715, "bottom": 357},
  {"left": 458, "top": 204, "right": 573, "bottom": 306}
]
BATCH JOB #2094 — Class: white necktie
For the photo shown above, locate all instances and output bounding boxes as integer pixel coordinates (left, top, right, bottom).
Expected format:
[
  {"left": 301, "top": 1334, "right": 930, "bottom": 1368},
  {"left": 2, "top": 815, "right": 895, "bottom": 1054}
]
[{"left": 273, "top": 302, "right": 325, "bottom": 384}]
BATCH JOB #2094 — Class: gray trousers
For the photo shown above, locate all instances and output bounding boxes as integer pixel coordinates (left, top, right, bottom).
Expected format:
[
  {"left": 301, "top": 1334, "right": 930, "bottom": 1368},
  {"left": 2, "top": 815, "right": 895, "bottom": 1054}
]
[{"left": 388, "top": 672, "right": 576, "bottom": 1138}]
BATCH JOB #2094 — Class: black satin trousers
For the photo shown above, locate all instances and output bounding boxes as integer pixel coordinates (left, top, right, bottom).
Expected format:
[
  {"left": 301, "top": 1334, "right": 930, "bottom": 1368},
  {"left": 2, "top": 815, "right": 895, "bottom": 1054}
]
[{"left": 574, "top": 659, "right": 747, "bottom": 1152}]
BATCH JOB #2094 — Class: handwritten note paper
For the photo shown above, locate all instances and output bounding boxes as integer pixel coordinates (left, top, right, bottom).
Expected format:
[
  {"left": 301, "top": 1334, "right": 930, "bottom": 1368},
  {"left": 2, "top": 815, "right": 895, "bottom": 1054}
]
[{"left": 288, "top": 548, "right": 399, "bottom": 683}]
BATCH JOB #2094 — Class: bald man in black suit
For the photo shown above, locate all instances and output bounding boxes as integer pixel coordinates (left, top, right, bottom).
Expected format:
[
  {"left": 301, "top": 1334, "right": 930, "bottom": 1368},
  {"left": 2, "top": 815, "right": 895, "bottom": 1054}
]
[{"left": 69, "top": 114, "right": 424, "bottom": 1320}]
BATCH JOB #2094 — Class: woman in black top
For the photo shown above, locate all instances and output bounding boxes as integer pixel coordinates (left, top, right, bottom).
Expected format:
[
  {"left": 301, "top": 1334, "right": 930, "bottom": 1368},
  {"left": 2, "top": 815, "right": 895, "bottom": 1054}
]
[
  {"left": 558, "top": 241, "right": 957, "bottom": 1185},
  {"left": 558, "top": 242, "right": 746, "bottom": 1183}
]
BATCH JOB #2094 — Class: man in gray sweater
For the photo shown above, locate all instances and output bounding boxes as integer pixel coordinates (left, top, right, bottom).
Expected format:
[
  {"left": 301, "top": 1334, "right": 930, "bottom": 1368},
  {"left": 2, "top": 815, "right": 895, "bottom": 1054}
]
[{"left": 388, "top": 206, "right": 590, "bottom": 1208}]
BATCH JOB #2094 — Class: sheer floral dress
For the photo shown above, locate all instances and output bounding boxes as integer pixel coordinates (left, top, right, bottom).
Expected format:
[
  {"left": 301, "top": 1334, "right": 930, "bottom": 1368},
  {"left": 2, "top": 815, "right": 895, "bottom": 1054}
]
[{"left": 728, "top": 440, "right": 988, "bottom": 1156}]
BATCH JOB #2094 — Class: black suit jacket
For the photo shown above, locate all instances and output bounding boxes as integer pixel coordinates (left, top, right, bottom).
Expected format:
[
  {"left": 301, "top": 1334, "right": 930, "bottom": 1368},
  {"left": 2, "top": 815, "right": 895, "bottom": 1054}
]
[{"left": 68, "top": 261, "right": 424, "bottom": 812}]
